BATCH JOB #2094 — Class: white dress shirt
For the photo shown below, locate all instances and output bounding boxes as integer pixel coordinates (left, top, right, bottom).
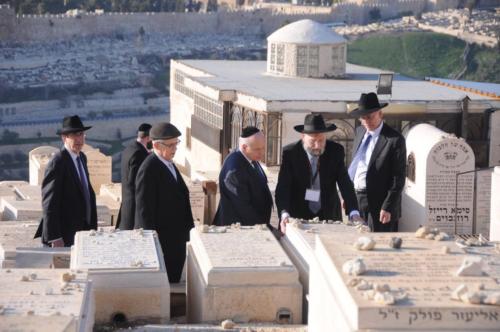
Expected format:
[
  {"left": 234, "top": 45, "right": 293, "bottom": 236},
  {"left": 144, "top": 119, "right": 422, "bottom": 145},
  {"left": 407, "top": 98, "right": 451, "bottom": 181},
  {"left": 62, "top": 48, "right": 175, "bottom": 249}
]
[
  {"left": 353, "top": 121, "right": 384, "bottom": 190},
  {"left": 154, "top": 150, "right": 177, "bottom": 180}
]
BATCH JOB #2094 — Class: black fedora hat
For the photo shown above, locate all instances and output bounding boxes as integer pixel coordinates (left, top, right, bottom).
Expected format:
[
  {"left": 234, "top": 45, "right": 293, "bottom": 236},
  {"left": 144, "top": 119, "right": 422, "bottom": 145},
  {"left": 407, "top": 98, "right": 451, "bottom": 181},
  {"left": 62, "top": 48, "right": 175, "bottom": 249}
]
[
  {"left": 150, "top": 122, "right": 181, "bottom": 140},
  {"left": 350, "top": 92, "right": 388, "bottom": 117},
  {"left": 294, "top": 114, "right": 337, "bottom": 134},
  {"left": 57, "top": 115, "right": 92, "bottom": 135},
  {"left": 137, "top": 123, "right": 152, "bottom": 135}
]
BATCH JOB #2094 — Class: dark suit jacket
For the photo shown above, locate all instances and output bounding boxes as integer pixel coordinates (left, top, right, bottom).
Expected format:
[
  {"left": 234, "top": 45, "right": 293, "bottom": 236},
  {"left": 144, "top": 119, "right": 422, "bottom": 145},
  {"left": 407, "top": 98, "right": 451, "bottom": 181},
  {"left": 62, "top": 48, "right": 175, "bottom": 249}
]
[
  {"left": 214, "top": 150, "right": 273, "bottom": 226},
  {"left": 34, "top": 148, "right": 97, "bottom": 246},
  {"left": 275, "top": 140, "right": 358, "bottom": 221},
  {"left": 352, "top": 123, "right": 406, "bottom": 231},
  {"left": 116, "top": 141, "right": 149, "bottom": 230},
  {"left": 134, "top": 153, "right": 194, "bottom": 282}
]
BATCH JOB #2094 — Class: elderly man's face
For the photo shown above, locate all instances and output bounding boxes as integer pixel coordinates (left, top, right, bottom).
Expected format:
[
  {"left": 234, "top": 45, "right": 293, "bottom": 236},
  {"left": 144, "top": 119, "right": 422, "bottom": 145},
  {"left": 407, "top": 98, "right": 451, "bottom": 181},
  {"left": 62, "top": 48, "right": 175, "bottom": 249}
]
[
  {"left": 62, "top": 131, "right": 85, "bottom": 154},
  {"left": 242, "top": 134, "right": 266, "bottom": 162},
  {"left": 302, "top": 133, "right": 326, "bottom": 156},
  {"left": 360, "top": 110, "right": 383, "bottom": 132},
  {"left": 154, "top": 137, "right": 180, "bottom": 161}
]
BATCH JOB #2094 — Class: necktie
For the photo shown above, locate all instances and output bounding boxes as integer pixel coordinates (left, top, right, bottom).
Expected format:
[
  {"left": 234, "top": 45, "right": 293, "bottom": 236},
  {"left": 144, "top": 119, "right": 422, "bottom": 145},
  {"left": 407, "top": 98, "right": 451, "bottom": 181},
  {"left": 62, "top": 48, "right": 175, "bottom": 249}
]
[
  {"left": 168, "top": 162, "right": 177, "bottom": 181},
  {"left": 252, "top": 161, "right": 266, "bottom": 183},
  {"left": 76, "top": 156, "right": 91, "bottom": 225},
  {"left": 348, "top": 134, "right": 372, "bottom": 180},
  {"left": 309, "top": 156, "right": 321, "bottom": 214}
]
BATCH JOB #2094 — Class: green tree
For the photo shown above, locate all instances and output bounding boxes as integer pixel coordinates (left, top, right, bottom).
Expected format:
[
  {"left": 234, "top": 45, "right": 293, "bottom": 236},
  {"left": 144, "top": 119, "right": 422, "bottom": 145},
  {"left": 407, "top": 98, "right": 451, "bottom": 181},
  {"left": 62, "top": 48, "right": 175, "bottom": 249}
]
[{"left": 368, "top": 7, "right": 381, "bottom": 22}]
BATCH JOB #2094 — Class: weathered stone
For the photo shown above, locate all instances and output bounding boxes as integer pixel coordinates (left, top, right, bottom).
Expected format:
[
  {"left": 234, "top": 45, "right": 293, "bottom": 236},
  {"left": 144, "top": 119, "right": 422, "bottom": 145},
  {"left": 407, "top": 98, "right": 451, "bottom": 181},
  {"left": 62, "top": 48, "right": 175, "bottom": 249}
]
[
  {"left": 388, "top": 237, "right": 402, "bottom": 249},
  {"left": 455, "top": 257, "right": 484, "bottom": 277},
  {"left": 451, "top": 284, "right": 468, "bottom": 301},
  {"left": 374, "top": 291, "right": 395, "bottom": 305},
  {"left": 342, "top": 257, "right": 366, "bottom": 276},
  {"left": 353, "top": 237, "right": 376, "bottom": 251}
]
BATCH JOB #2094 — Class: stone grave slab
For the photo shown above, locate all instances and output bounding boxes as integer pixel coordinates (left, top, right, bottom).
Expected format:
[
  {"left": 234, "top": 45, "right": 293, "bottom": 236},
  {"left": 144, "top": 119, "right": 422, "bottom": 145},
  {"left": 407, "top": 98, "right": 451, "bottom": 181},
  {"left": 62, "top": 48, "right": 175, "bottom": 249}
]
[
  {"left": 475, "top": 168, "right": 493, "bottom": 238},
  {"left": 489, "top": 110, "right": 500, "bottom": 167},
  {"left": 187, "top": 225, "right": 302, "bottom": 324},
  {"left": 70, "top": 229, "right": 169, "bottom": 324},
  {"left": 99, "top": 183, "right": 122, "bottom": 203},
  {"left": 0, "top": 315, "right": 76, "bottom": 332},
  {"left": 15, "top": 247, "right": 71, "bottom": 269},
  {"left": 0, "top": 268, "right": 94, "bottom": 332},
  {"left": 308, "top": 232, "right": 500, "bottom": 331},
  {"left": 96, "top": 195, "right": 120, "bottom": 226},
  {"left": 29, "top": 146, "right": 58, "bottom": 186},
  {"left": 186, "top": 180, "right": 205, "bottom": 224},
  {"left": 82, "top": 145, "right": 112, "bottom": 193},
  {"left": 0, "top": 221, "right": 41, "bottom": 268},
  {"left": 402, "top": 124, "right": 475, "bottom": 234},
  {"left": 280, "top": 220, "right": 363, "bottom": 322},
  {"left": 1, "top": 197, "right": 42, "bottom": 221},
  {"left": 13, "top": 184, "right": 42, "bottom": 201},
  {"left": 491, "top": 167, "right": 500, "bottom": 241}
]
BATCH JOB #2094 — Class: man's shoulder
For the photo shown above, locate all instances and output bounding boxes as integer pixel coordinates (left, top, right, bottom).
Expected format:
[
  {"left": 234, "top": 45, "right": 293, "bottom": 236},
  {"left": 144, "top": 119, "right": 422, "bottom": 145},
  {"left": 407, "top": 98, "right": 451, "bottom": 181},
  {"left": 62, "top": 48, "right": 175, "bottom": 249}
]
[
  {"left": 324, "top": 140, "right": 344, "bottom": 153},
  {"left": 382, "top": 123, "right": 404, "bottom": 140},
  {"left": 223, "top": 151, "right": 246, "bottom": 170},
  {"left": 139, "top": 153, "right": 159, "bottom": 169},
  {"left": 283, "top": 140, "right": 302, "bottom": 154}
]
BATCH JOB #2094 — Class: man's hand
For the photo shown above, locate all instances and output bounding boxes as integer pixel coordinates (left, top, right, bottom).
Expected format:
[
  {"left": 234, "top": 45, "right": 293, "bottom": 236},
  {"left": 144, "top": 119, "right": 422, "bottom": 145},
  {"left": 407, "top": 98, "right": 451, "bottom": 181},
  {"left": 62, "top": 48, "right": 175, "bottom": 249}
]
[
  {"left": 379, "top": 210, "right": 391, "bottom": 224},
  {"left": 51, "top": 238, "right": 65, "bottom": 247},
  {"left": 280, "top": 216, "right": 289, "bottom": 234}
]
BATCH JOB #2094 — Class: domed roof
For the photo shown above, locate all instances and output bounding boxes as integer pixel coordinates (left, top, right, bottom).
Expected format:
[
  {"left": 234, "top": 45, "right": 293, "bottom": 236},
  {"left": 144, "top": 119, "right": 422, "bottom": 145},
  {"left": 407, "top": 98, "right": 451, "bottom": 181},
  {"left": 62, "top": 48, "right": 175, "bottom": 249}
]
[{"left": 267, "top": 19, "right": 346, "bottom": 44}]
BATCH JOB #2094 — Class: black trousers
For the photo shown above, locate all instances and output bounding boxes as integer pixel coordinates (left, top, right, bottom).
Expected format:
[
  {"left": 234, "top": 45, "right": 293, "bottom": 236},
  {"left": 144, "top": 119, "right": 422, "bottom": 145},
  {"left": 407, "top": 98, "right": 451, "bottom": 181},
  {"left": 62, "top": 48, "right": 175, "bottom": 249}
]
[{"left": 356, "top": 190, "right": 397, "bottom": 232}]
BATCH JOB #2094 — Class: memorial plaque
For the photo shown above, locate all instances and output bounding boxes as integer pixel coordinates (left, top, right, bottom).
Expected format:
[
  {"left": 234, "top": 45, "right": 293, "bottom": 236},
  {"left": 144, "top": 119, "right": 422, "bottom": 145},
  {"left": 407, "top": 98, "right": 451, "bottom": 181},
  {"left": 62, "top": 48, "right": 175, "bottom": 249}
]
[
  {"left": 187, "top": 226, "right": 302, "bottom": 324},
  {"left": 1, "top": 198, "right": 42, "bottom": 221},
  {"left": 70, "top": 229, "right": 169, "bottom": 323},
  {"left": 475, "top": 169, "right": 492, "bottom": 238},
  {"left": 491, "top": 167, "right": 500, "bottom": 241},
  {"left": 0, "top": 221, "right": 41, "bottom": 267},
  {"left": 29, "top": 146, "right": 58, "bottom": 186},
  {"left": 402, "top": 124, "right": 475, "bottom": 234},
  {"left": 0, "top": 269, "right": 94, "bottom": 332},
  {"left": 308, "top": 232, "right": 500, "bottom": 331},
  {"left": 99, "top": 183, "right": 122, "bottom": 203},
  {"left": 82, "top": 145, "right": 112, "bottom": 194}
]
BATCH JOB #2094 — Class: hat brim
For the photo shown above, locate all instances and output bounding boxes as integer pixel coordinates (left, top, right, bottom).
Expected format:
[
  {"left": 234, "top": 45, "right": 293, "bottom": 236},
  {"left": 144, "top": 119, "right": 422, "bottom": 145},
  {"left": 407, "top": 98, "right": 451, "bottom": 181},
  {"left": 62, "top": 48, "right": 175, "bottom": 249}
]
[
  {"left": 57, "top": 126, "right": 92, "bottom": 135},
  {"left": 294, "top": 124, "right": 337, "bottom": 134},
  {"left": 349, "top": 103, "right": 388, "bottom": 117}
]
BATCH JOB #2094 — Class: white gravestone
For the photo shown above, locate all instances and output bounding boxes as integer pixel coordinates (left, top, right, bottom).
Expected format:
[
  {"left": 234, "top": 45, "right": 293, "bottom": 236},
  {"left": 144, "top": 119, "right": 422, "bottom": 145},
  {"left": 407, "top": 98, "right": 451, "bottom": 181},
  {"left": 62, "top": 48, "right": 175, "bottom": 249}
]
[
  {"left": 0, "top": 316, "right": 76, "bottom": 332},
  {"left": 13, "top": 184, "right": 41, "bottom": 201},
  {"left": 1, "top": 197, "right": 42, "bottom": 221},
  {"left": 280, "top": 221, "right": 361, "bottom": 322},
  {"left": 0, "top": 221, "right": 41, "bottom": 268},
  {"left": 99, "top": 183, "right": 122, "bottom": 203},
  {"left": 489, "top": 110, "right": 500, "bottom": 167},
  {"left": 475, "top": 168, "right": 493, "bottom": 238},
  {"left": 308, "top": 232, "right": 500, "bottom": 332},
  {"left": 29, "top": 146, "right": 58, "bottom": 186},
  {"left": 0, "top": 269, "right": 94, "bottom": 332},
  {"left": 402, "top": 124, "right": 475, "bottom": 234},
  {"left": 70, "top": 229, "right": 170, "bottom": 324},
  {"left": 187, "top": 226, "right": 302, "bottom": 324},
  {"left": 185, "top": 179, "right": 205, "bottom": 224},
  {"left": 82, "top": 145, "right": 112, "bottom": 194},
  {"left": 490, "top": 167, "right": 500, "bottom": 241}
]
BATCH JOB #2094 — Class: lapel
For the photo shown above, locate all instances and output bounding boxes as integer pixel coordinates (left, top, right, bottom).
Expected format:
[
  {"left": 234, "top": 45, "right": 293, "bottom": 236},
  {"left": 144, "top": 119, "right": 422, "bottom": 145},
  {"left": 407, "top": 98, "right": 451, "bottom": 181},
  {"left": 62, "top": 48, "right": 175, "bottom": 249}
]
[
  {"left": 368, "top": 123, "right": 388, "bottom": 169},
  {"left": 353, "top": 127, "right": 366, "bottom": 154},
  {"left": 237, "top": 151, "right": 263, "bottom": 184},
  {"left": 296, "top": 142, "right": 312, "bottom": 180},
  {"left": 62, "top": 148, "right": 85, "bottom": 197}
]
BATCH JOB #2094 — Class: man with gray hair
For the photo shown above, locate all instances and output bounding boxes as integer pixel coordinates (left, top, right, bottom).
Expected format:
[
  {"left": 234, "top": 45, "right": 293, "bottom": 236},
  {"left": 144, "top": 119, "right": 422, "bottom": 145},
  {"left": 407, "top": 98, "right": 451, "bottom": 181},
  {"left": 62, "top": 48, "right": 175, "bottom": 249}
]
[
  {"left": 134, "top": 122, "right": 194, "bottom": 282},
  {"left": 214, "top": 126, "right": 273, "bottom": 227}
]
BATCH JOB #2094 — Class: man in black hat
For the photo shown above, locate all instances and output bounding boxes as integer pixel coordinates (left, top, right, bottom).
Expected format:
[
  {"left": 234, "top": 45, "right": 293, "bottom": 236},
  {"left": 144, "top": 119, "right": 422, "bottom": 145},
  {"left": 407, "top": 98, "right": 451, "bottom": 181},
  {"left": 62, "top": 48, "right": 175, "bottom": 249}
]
[
  {"left": 348, "top": 92, "right": 406, "bottom": 232},
  {"left": 134, "top": 122, "right": 194, "bottom": 282},
  {"left": 276, "top": 114, "right": 361, "bottom": 233},
  {"left": 115, "top": 123, "right": 152, "bottom": 230},
  {"left": 34, "top": 115, "right": 97, "bottom": 247},
  {"left": 214, "top": 126, "right": 273, "bottom": 226}
]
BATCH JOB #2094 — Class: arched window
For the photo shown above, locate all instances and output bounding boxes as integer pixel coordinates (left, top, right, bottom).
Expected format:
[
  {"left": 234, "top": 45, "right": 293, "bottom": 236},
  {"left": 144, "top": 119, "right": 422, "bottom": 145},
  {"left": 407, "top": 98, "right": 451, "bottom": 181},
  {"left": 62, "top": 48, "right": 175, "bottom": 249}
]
[{"left": 230, "top": 106, "right": 242, "bottom": 152}]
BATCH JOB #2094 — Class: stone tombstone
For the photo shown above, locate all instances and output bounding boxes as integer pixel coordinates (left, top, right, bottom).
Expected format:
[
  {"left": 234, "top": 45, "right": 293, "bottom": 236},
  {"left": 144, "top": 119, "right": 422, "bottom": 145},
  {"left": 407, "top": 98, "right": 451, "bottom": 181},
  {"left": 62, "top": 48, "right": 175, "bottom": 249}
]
[
  {"left": 491, "top": 166, "right": 500, "bottom": 241},
  {"left": 185, "top": 179, "right": 205, "bottom": 224},
  {"left": 187, "top": 226, "right": 302, "bottom": 324},
  {"left": 0, "top": 316, "right": 76, "bottom": 332},
  {"left": 70, "top": 229, "right": 170, "bottom": 324},
  {"left": 0, "top": 221, "right": 41, "bottom": 268},
  {"left": 99, "top": 183, "right": 122, "bottom": 203},
  {"left": 489, "top": 110, "right": 500, "bottom": 167},
  {"left": 95, "top": 195, "right": 120, "bottom": 226},
  {"left": 280, "top": 221, "right": 360, "bottom": 322},
  {"left": 29, "top": 146, "right": 58, "bottom": 186},
  {"left": 1, "top": 197, "right": 42, "bottom": 221},
  {"left": 475, "top": 168, "right": 493, "bottom": 238},
  {"left": 13, "top": 184, "right": 41, "bottom": 201},
  {"left": 401, "top": 124, "right": 475, "bottom": 234},
  {"left": 0, "top": 269, "right": 94, "bottom": 332},
  {"left": 308, "top": 232, "right": 500, "bottom": 331},
  {"left": 82, "top": 145, "right": 112, "bottom": 193}
]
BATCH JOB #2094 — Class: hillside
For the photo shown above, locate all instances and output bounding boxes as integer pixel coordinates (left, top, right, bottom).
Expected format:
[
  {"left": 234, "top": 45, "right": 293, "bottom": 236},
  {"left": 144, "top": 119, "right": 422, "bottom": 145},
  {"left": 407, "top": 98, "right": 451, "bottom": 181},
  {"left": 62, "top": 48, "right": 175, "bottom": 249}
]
[{"left": 347, "top": 32, "right": 500, "bottom": 83}]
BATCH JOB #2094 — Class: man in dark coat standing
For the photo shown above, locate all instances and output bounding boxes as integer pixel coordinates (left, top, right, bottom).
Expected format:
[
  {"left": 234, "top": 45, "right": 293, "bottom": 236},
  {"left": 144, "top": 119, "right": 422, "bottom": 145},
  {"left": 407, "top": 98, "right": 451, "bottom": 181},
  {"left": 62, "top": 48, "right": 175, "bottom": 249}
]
[
  {"left": 134, "top": 122, "right": 194, "bottom": 282},
  {"left": 348, "top": 92, "right": 406, "bottom": 232},
  {"left": 34, "top": 115, "right": 97, "bottom": 247},
  {"left": 214, "top": 127, "right": 273, "bottom": 227},
  {"left": 276, "top": 114, "right": 362, "bottom": 233},
  {"left": 116, "top": 123, "right": 151, "bottom": 230}
]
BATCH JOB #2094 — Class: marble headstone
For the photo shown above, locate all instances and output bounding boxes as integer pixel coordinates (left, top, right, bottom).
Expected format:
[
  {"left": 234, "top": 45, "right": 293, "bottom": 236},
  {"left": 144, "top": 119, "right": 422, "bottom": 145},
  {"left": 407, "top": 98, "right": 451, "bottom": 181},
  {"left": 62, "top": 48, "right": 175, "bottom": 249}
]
[
  {"left": 70, "top": 229, "right": 170, "bottom": 324},
  {"left": 308, "top": 232, "right": 500, "bottom": 331},
  {"left": 29, "top": 146, "right": 58, "bottom": 186},
  {"left": 1, "top": 197, "right": 42, "bottom": 221},
  {"left": 0, "top": 221, "right": 41, "bottom": 268},
  {"left": 187, "top": 225, "right": 302, "bottom": 324},
  {"left": 82, "top": 145, "right": 112, "bottom": 194},
  {"left": 0, "top": 269, "right": 94, "bottom": 332},
  {"left": 402, "top": 124, "right": 475, "bottom": 234},
  {"left": 99, "top": 183, "right": 122, "bottom": 203}
]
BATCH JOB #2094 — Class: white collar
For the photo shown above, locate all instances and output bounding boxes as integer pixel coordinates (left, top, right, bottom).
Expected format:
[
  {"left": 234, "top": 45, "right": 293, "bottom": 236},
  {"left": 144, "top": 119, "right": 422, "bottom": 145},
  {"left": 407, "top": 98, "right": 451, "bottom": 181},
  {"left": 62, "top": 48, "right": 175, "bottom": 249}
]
[
  {"left": 64, "top": 145, "right": 80, "bottom": 160},
  {"left": 365, "top": 121, "right": 384, "bottom": 139},
  {"left": 154, "top": 150, "right": 174, "bottom": 166},
  {"left": 239, "top": 149, "right": 254, "bottom": 166}
]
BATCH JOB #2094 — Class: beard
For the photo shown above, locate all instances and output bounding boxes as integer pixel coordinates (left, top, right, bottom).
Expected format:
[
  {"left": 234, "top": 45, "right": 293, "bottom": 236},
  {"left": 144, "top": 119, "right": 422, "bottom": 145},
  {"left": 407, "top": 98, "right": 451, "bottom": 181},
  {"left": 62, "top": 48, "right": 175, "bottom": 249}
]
[{"left": 304, "top": 145, "right": 325, "bottom": 157}]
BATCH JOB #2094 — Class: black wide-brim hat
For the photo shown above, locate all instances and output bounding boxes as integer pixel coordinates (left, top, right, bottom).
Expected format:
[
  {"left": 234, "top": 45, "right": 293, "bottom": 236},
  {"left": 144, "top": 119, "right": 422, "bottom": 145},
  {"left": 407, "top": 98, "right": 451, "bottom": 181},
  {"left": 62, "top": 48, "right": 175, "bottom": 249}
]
[
  {"left": 350, "top": 92, "right": 388, "bottom": 117},
  {"left": 57, "top": 115, "right": 92, "bottom": 135},
  {"left": 150, "top": 122, "right": 181, "bottom": 140},
  {"left": 294, "top": 114, "right": 337, "bottom": 134}
]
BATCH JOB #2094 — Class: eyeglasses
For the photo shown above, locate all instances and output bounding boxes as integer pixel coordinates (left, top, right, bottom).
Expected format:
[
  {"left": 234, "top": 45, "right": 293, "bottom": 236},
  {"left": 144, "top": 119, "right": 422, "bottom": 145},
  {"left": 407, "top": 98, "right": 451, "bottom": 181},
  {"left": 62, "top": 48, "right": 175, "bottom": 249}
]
[{"left": 158, "top": 140, "right": 181, "bottom": 149}]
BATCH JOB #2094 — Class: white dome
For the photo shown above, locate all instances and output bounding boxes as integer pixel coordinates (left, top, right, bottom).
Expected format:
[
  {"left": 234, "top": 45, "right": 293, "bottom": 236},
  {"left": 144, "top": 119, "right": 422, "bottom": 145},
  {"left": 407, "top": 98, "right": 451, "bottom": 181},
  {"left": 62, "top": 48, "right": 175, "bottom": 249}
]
[{"left": 267, "top": 19, "right": 346, "bottom": 45}]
